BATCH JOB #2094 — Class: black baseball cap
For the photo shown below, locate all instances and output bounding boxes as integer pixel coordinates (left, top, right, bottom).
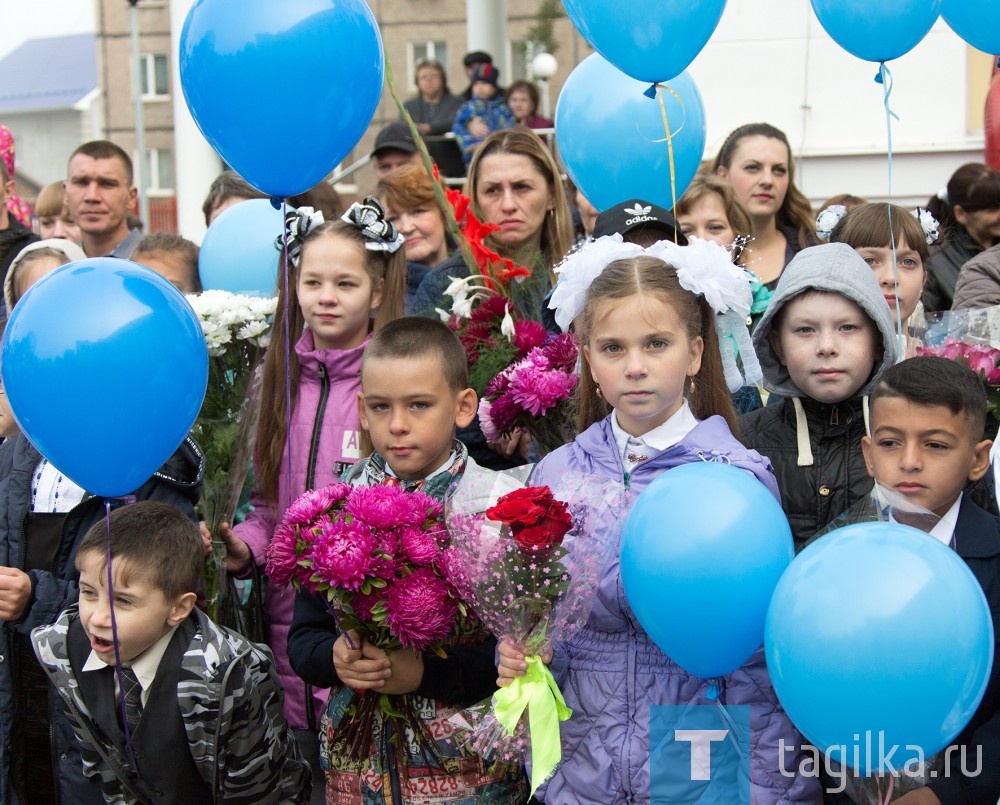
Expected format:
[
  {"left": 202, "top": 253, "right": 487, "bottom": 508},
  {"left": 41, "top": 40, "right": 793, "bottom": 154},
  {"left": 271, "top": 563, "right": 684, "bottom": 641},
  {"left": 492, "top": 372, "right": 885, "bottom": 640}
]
[
  {"left": 371, "top": 121, "right": 418, "bottom": 158},
  {"left": 592, "top": 199, "right": 685, "bottom": 243}
]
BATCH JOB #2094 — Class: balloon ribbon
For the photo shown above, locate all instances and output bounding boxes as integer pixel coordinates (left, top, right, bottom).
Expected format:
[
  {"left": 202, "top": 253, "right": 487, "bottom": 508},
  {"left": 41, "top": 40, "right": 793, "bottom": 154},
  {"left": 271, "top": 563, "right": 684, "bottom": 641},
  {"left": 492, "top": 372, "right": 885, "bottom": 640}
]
[
  {"left": 494, "top": 655, "right": 571, "bottom": 797},
  {"left": 875, "top": 62, "right": 905, "bottom": 360},
  {"left": 643, "top": 83, "right": 684, "bottom": 243}
]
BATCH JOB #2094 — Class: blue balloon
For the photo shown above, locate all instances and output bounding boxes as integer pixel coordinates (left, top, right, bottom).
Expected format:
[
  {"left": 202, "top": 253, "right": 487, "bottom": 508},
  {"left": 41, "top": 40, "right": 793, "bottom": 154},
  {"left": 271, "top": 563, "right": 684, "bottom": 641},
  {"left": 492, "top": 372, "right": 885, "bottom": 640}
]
[
  {"left": 563, "top": 0, "right": 726, "bottom": 83},
  {"left": 1, "top": 259, "right": 208, "bottom": 497},
  {"left": 766, "top": 523, "right": 993, "bottom": 774},
  {"left": 620, "top": 462, "right": 793, "bottom": 679},
  {"left": 199, "top": 198, "right": 284, "bottom": 296},
  {"left": 179, "top": 0, "right": 384, "bottom": 198},
  {"left": 943, "top": 0, "right": 1000, "bottom": 56},
  {"left": 556, "top": 55, "right": 706, "bottom": 213},
  {"left": 810, "top": 0, "right": 941, "bottom": 63}
]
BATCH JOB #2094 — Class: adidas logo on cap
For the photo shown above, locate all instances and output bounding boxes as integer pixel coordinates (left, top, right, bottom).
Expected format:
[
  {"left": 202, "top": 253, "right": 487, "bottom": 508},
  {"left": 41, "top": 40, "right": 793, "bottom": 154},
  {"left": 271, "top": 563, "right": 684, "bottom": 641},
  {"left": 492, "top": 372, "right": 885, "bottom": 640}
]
[{"left": 624, "top": 203, "right": 657, "bottom": 226}]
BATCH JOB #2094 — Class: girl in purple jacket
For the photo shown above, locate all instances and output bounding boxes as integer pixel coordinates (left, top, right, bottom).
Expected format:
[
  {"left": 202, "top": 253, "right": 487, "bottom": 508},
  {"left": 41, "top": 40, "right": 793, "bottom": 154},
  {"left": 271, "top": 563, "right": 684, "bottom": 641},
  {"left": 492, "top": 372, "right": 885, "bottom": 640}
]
[
  {"left": 217, "top": 199, "right": 407, "bottom": 802},
  {"left": 499, "top": 240, "right": 819, "bottom": 803}
]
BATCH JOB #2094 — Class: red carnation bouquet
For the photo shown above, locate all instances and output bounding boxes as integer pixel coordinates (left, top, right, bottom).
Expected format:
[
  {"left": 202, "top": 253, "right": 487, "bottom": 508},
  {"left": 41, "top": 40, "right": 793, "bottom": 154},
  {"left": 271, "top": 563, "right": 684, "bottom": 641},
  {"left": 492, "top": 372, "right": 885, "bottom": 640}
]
[
  {"left": 441, "top": 467, "right": 629, "bottom": 795},
  {"left": 265, "top": 482, "right": 457, "bottom": 762}
]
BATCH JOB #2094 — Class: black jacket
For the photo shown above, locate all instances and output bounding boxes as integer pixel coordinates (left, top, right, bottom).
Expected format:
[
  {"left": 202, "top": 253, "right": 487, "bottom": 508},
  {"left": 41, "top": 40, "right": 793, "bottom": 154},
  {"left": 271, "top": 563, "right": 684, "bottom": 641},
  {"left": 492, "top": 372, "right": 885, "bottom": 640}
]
[
  {"left": 740, "top": 396, "right": 872, "bottom": 548},
  {"left": 0, "top": 218, "right": 38, "bottom": 321}
]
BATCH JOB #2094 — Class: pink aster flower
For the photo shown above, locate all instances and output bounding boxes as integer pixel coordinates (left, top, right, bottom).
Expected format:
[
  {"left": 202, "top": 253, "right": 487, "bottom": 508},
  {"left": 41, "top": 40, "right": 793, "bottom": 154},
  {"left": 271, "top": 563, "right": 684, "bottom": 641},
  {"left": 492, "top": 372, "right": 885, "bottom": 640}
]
[
  {"left": 544, "top": 332, "right": 580, "bottom": 371},
  {"left": 513, "top": 320, "right": 547, "bottom": 356},
  {"left": 394, "top": 490, "right": 443, "bottom": 527},
  {"left": 282, "top": 483, "right": 350, "bottom": 527},
  {"left": 310, "top": 519, "right": 378, "bottom": 591},
  {"left": 345, "top": 485, "right": 413, "bottom": 531},
  {"left": 510, "top": 369, "right": 577, "bottom": 416},
  {"left": 350, "top": 588, "right": 381, "bottom": 622},
  {"left": 384, "top": 568, "right": 458, "bottom": 650},
  {"left": 484, "top": 370, "right": 512, "bottom": 399},
  {"left": 265, "top": 522, "right": 299, "bottom": 586},
  {"left": 399, "top": 525, "right": 439, "bottom": 567},
  {"left": 484, "top": 392, "right": 520, "bottom": 434},
  {"left": 479, "top": 399, "right": 501, "bottom": 442}
]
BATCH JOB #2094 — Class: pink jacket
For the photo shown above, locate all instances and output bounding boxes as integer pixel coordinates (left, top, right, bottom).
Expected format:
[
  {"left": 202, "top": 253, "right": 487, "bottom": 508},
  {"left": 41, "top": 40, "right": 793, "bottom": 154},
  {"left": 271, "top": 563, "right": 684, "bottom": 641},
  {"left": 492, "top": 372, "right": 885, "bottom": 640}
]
[{"left": 235, "top": 329, "right": 368, "bottom": 730}]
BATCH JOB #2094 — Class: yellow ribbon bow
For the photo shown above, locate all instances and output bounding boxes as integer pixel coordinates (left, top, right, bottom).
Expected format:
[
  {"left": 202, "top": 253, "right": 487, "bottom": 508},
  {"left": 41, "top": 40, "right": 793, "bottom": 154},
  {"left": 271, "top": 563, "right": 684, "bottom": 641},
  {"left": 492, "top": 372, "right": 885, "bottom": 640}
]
[{"left": 493, "top": 655, "right": 572, "bottom": 798}]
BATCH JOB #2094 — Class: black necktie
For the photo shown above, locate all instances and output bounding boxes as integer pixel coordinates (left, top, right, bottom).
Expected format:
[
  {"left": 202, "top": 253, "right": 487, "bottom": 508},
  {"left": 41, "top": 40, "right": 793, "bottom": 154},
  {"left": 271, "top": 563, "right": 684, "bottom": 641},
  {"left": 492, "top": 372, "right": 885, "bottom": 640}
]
[{"left": 119, "top": 666, "right": 143, "bottom": 734}]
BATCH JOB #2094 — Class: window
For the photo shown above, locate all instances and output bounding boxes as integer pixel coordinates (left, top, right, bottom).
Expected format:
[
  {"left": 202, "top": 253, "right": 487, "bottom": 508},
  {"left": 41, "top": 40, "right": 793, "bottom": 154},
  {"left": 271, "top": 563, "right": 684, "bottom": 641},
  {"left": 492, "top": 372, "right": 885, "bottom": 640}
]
[
  {"left": 143, "top": 148, "right": 174, "bottom": 194},
  {"left": 407, "top": 41, "right": 449, "bottom": 87},
  {"left": 510, "top": 40, "right": 530, "bottom": 82},
  {"left": 140, "top": 54, "right": 169, "bottom": 98}
]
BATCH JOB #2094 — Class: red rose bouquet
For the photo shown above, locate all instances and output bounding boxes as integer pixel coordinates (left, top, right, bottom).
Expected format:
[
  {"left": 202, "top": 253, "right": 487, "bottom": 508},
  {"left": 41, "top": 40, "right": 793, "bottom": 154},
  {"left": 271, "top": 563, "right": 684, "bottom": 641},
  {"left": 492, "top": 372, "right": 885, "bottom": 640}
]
[
  {"left": 265, "top": 482, "right": 457, "bottom": 762},
  {"left": 441, "top": 467, "right": 629, "bottom": 796},
  {"left": 478, "top": 332, "right": 579, "bottom": 455}
]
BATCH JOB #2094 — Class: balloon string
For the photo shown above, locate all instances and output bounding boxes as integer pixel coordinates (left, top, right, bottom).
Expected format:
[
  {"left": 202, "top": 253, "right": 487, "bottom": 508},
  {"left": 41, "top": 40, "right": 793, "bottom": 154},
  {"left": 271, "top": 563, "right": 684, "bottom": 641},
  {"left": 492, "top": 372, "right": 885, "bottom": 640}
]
[
  {"left": 655, "top": 83, "right": 680, "bottom": 243},
  {"left": 876, "top": 62, "right": 905, "bottom": 360},
  {"left": 877, "top": 772, "right": 895, "bottom": 805},
  {"left": 105, "top": 499, "right": 138, "bottom": 769},
  {"left": 281, "top": 201, "right": 293, "bottom": 508}
]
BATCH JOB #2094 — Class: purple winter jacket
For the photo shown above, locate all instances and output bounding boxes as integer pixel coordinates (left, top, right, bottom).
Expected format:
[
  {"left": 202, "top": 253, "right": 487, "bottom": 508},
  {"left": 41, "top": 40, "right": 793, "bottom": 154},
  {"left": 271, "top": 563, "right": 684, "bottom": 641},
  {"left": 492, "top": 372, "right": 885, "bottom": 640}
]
[
  {"left": 530, "top": 414, "right": 819, "bottom": 804},
  {"left": 235, "top": 329, "right": 368, "bottom": 731}
]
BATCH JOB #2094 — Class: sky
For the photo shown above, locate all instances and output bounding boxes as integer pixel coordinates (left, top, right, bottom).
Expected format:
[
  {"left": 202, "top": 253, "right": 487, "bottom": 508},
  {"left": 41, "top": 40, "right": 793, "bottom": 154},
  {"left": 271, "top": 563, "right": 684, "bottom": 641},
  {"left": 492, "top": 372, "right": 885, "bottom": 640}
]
[{"left": 0, "top": 0, "right": 96, "bottom": 61}]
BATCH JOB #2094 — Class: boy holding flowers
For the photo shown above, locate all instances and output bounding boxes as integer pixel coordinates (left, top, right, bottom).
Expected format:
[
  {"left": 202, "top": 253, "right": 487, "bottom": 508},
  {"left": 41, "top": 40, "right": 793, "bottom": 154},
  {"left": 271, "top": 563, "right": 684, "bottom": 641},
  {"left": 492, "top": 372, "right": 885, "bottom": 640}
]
[{"left": 286, "top": 317, "right": 528, "bottom": 804}]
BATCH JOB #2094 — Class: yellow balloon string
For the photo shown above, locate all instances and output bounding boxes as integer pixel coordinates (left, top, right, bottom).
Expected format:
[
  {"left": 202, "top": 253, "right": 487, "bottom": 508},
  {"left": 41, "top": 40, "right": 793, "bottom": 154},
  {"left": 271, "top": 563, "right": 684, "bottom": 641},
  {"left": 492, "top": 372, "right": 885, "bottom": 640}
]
[{"left": 654, "top": 83, "right": 683, "bottom": 243}]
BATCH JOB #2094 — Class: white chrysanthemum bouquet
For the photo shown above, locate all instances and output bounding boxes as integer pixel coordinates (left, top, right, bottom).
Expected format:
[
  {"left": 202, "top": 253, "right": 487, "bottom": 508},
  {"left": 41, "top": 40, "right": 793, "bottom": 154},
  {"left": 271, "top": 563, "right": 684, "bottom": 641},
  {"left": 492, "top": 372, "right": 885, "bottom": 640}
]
[{"left": 186, "top": 290, "right": 276, "bottom": 617}]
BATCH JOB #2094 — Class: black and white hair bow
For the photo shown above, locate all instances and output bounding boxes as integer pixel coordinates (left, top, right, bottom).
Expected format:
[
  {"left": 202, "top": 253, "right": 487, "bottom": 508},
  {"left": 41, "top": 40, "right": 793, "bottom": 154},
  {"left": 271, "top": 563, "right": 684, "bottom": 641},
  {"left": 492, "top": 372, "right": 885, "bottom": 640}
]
[
  {"left": 275, "top": 206, "right": 325, "bottom": 268},
  {"left": 341, "top": 197, "right": 405, "bottom": 254}
]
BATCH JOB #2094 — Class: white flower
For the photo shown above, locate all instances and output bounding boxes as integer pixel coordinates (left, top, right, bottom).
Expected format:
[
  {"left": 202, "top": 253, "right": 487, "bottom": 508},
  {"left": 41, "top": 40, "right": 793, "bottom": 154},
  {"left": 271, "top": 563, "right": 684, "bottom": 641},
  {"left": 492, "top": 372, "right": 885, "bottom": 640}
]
[
  {"left": 913, "top": 207, "right": 940, "bottom": 246},
  {"left": 815, "top": 205, "right": 847, "bottom": 241},
  {"left": 451, "top": 293, "right": 476, "bottom": 319},
  {"left": 435, "top": 307, "right": 452, "bottom": 323},
  {"left": 237, "top": 320, "right": 270, "bottom": 341},
  {"left": 500, "top": 304, "right": 515, "bottom": 342},
  {"left": 443, "top": 276, "right": 475, "bottom": 299}
]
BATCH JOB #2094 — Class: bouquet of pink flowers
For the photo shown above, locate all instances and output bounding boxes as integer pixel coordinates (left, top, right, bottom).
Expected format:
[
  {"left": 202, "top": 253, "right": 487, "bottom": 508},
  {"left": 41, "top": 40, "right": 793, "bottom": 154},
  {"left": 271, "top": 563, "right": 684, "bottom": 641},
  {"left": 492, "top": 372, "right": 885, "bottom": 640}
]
[
  {"left": 265, "top": 482, "right": 457, "bottom": 761},
  {"left": 916, "top": 306, "right": 1000, "bottom": 421},
  {"left": 442, "top": 467, "right": 628, "bottom": 796},
  {"left": 478, "top": 332, "right": 579, "bottom": 456}
]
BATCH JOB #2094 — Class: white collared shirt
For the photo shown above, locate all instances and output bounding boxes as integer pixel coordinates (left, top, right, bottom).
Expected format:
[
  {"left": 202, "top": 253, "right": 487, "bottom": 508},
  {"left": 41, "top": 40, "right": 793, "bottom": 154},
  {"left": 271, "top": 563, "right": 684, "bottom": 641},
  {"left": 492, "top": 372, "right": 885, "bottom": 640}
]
[
  {"left": 610, "top": 402, "right": 699, "bottom": 475},
  {"left": 889, "top": 494, "right": 962, "bottom": 548},
  {"left": 383, "top": 450, "right": 457, "bottom": 481},
  {"left": 82, "top": 626, "right": 179, "bottom": 706}
]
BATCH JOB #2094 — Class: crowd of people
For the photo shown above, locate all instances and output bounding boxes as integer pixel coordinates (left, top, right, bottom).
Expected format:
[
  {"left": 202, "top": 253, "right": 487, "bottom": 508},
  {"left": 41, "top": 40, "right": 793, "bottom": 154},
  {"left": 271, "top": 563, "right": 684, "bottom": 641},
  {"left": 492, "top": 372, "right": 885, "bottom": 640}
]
[{"left": 1, "top": 43, "right": 1000, "bottom": 804}]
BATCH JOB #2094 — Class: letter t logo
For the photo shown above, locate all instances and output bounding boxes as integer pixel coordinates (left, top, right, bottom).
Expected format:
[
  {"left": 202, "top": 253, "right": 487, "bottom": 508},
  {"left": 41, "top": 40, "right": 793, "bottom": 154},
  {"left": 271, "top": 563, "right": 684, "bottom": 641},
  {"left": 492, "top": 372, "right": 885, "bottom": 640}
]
[{"left": 675, "top": 729, "right": 729, "bottom": 780}]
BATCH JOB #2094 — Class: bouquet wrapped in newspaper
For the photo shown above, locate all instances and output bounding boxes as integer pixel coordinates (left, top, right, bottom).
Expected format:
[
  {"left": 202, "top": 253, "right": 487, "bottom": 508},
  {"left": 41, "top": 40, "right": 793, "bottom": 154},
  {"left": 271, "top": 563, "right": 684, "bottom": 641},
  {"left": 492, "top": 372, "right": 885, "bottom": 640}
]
[
  {"left": 915, "top": 306, "right": 1000, "bottom": 428},
  {"left": 442, "top": 466, "right": 629, "bottom": 796},
  {"left": 265, "top": 482, "right": 458, "bottom": 764},
  {"left": 814, "top": 482, "right": 945, "bottom": 803},
  {"left": 186, "top": 290, "right": 276, "bottom": 620}
]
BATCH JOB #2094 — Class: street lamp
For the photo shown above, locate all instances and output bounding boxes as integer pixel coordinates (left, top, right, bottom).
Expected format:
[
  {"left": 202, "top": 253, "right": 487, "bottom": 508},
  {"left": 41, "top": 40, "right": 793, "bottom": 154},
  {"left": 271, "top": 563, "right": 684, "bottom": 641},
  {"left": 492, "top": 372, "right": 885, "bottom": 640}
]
[{"left": 531, "top": 52, "right": 558, "bottom": 120}]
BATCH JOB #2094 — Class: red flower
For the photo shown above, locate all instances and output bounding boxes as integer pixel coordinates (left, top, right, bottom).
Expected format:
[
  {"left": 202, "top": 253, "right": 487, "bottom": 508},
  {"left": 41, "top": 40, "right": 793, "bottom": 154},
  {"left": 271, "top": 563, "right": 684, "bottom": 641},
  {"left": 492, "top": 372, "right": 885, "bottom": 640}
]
[{"left": 486, "top": 486, "right": 573, "bottom": 555}]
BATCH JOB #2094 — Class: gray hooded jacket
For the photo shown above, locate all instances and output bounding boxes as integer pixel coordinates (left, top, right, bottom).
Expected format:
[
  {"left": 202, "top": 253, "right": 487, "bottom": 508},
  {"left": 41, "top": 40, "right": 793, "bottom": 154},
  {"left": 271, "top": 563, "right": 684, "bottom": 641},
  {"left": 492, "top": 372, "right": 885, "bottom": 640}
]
[{"left": 740, "top": 243, "right": 898, "bottom": 545}]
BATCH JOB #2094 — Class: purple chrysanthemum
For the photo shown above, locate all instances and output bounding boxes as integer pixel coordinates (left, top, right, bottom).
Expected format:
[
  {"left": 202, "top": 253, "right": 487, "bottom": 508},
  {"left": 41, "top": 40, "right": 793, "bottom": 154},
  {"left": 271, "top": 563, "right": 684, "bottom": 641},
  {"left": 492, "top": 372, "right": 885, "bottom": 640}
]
[
  {"left": 399, "top": 526, "right": 439, "bottom": 567},
  {"left": 544, "top": 332, "right": 579, "bottom": 371},
  {"left": 350, "top": 588, "right": 381, "bottom": 622},
  {"left": 346, "top": 485, "right": 415, "bottom": 531},
  {"left": 282, "top": 483, "right": 350, "bottom": 527},
  {"left": 310, "top": 519, "right": 378, "bottom": 591},
  {"left": 510, "top": 369, "right": 577, "bottom": 416},
  {"left": 265, "top": 522, "right": 299, "bottom": 586},
  {"left": 384, "top": 568, "right": 457, "bottom": 650},
  {"left": 394, "top": 490, "right": 442, "bottom": 527},
  {"left": 484, "top": 393, "right": 520, "bottom": 434}
]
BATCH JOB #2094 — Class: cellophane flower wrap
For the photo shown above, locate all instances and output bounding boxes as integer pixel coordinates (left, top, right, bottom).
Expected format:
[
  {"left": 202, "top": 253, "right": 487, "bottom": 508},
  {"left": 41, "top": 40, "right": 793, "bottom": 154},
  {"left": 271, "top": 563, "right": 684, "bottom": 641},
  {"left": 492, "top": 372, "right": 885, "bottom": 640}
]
[
  {"left": 442, "top": 466, "right": 629, "bottom": 797},
  {"left": 186, "top": 290, "right": 276, "bottom": 619},
  {"left": 478, "top": 331, "right": 579, "bottom": 455},
  {"left": 265, "top": 481, "right": 458, "bottom": 764},
  {"left": 915, "top": 306, "right": 1000, "bottom": 427}
]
